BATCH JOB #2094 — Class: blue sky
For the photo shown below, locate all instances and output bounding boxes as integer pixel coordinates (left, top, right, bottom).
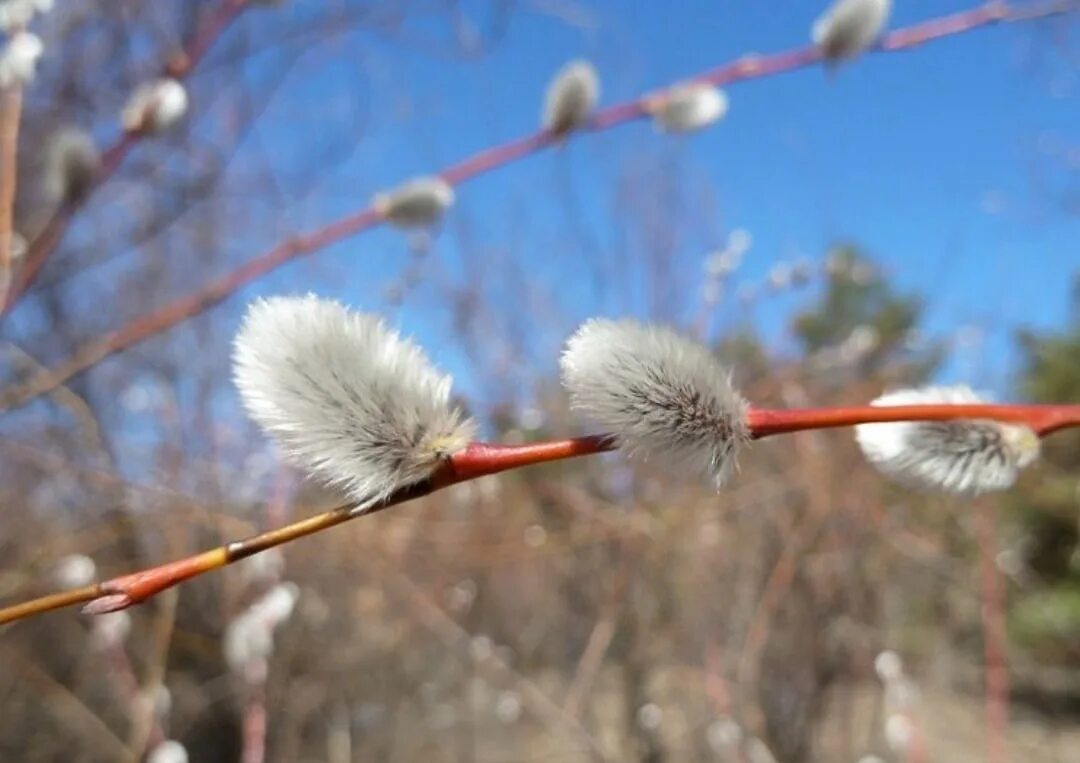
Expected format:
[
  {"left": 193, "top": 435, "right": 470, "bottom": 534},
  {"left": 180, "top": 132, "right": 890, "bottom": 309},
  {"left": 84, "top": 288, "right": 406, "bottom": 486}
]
[{"left": 226, "top": 1, "right": 1078, "bottom": 408}]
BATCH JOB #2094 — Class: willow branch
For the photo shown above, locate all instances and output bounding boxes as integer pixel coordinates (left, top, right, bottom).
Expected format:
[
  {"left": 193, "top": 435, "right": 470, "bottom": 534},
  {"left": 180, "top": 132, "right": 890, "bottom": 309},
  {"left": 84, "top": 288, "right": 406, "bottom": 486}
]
[
  {"left": 3, "top": 400, "right": 1078, "bottom": 625},
  {"left": 1, "top": 0, "right": 1073, "bottom": 412},
  {"left": 0, "top": 0, "right": 247, "bottom": 315}
]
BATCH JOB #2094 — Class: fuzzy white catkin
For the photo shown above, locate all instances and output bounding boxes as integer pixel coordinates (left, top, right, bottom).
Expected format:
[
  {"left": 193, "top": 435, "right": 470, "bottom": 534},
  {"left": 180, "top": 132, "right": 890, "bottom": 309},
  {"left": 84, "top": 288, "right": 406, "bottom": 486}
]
[
  {"left": 233, "top": 295, "right": 475, "bottom": 508},
  {"left": 883, "top": 713, "right": 914, "bottom": 754},
  {"left": 873, "top": 649, "right": 903, "bottom": 683},
  {"left": 651, "top": 83, "right": 728, "bottom": 134},
  {"left": 0, "top": 0, "right": 52, "bottom": 31},
  {"left": 239, "top": 546, "right": 285, "bottom": 588},
  {"left": 43, "top": 128, "right": 101, "bottom": 205},
  {"left": 146, "top": 740, "right": 188, "bottom": 763},
  {"left": 561, "top": 318, "right": 748, "bottom": 487},
  {"left": 256, "top": 581, "right": 299, "bottom": 624},
  {"left": 745, "top": 737, "right": 779, "bottom": 763},
  {"left": 855, "top": 385, "right": 1040, "bottom": 495},
  {"left": 542, "top": 59, "right": 599, "bottom": 136},
  {"left": 812, "top": 0, "right": 892, "bottom": 61},
  {"left": 135, "top": 684, "right": 172, "bottom": 720},
  {"left": 9, "top": 230, "right": 25, "bottom": 262},
  {"left": 373, "top": 176, "right": 454, "bottom": 230},
  {"left": 90, "top": 611, "right": 131, "bottom": 651},
  {"left": 0, "top": 31, "right": 42, "bottom": 88},
  {"left": 121, "top": 79, "right": 188, "bottom": 132},
  {"left": 53, "top": 553, "right": 96, "bottom": 589},
  {"left": 223, "top": 583, "right": 299, "bottom": 676},
  {"left": 706, "top": 717, "right": 742, "bottom": 752}
]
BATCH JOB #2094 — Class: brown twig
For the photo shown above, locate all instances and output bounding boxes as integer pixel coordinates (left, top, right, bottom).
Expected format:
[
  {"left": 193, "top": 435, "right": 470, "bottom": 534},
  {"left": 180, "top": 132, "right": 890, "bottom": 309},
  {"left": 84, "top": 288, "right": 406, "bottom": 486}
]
[
  {"left": 975, "top": 498, "right": 1011, "bottom": 763},
  {"left": 124, "top": 591, "right": 178, "bottom": 762},
  {"left": 0, "top": 642, "right": 132, "bottom": 760},
  {"left": 0, "top": 0, "right": 247, "bottom": 315},
  {"left": 562, "top": 545, "right": 636, "bottom": 719},
  {"left": 0, "top": 84, "right": 23, "bottom": 305},
  {"left": 383, "top": 567, "right": 612, "bottom": 762},
  {"left": 1, "top": 0, "right": 1073, "bottom": 411}
]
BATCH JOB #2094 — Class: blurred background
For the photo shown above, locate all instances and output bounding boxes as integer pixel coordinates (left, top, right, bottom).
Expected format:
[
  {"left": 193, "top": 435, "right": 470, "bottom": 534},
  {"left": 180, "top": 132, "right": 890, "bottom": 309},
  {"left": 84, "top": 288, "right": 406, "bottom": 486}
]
[{"left": 0, "top": 1, "right": 1078, "bottom": 761}]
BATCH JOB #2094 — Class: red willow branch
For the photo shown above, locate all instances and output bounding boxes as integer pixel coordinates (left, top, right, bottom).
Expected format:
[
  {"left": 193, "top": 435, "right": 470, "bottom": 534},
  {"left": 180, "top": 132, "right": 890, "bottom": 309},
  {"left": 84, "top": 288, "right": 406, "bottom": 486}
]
[
  {"left": 2, "top": 401, "right": 1078, "bottom": 625},
  {"left": 0, "top": 0, "right": 247, "bottom": 316},
  {"left": 0, "top": 0, "right": 1073, "bottom": 413}
]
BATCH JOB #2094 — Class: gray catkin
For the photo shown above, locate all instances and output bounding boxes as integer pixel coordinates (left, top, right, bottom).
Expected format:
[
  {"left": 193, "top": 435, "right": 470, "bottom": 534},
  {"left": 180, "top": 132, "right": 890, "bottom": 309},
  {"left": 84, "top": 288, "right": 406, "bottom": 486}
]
[{"left": 561, "top": 318, "right": 748, "bottom": 487}]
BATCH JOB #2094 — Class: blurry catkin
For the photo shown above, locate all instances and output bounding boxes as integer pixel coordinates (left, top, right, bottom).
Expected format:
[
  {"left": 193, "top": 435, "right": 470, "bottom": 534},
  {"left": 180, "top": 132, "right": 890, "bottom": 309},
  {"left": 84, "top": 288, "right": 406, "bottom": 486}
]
[
  {"left": 43, "top": 128, "right": 101, "bottom": 206},
  {"left": 873, "top": 650, "right": 903, "bottom": 683},
  {"left": 883, "top": 714, "right": 914, "bottom": 755},
  {"left": 812, "top": 0, "right": 892, "bottom": 61},
  {"left": 146, "top": 740, "right": 188, "bottom": 763},
  {"left": 855, "top": 385, "right": 1040, "bottom": 495},
  {"left": 542, "top": 60, "right": 599, "bottom": 137},
  {"left": 223, "top": 582, "right": 299, "bottom": 679},
  {"left": 649, "top": 83, "right": 728, "bottom": 134},
  {"left": 121, "top": 78, "right": 188, "bottom": 133},
  {"left": 0, "top": 31, "right": 42, "bottom": 87},
  {"left": 745, "top": 738, "right": 779, "bottom": 763},
  {"left": 239, "top": 546, "right": 285, "bottom": 588},
  {"left": 90, "top": 611, "right": 131, "bottom": 651},
  {"left": 373, "top": 176, "right": 454, "bottom": 230},
  {"left": 53, "top": 553, "right": 96, "bottom": 589},
  {"left": 560, "top": 318, "right": 748, "bottom": 487},
  {"left": 0, "top": 0, "right": 52, "bottom": 31},
  {"left": 8, "top": 230, "right": 25, "bottom": 263},
  {"left": 233, "top": 295, "right": 475, "bottom": 508}
]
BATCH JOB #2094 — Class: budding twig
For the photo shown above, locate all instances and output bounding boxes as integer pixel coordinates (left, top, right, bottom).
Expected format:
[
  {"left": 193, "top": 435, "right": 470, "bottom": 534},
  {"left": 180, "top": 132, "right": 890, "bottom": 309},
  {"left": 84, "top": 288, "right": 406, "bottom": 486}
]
[
  {"left": 1, "top": 0, "right": 1074, "bottom": 411},
  {"left": 0, "top": 0, "right": 246, "bottom": 315},
  {"left": 2, "top": 401, "right": 1077, "bottom": 625}
]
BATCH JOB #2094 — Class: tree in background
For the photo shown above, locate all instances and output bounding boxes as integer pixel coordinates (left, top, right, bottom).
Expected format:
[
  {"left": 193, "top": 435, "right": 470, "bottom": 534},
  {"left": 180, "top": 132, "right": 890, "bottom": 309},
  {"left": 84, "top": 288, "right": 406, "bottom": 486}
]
[{"left": 1009, "top": 275, "right": 1080, "bottom": 669}]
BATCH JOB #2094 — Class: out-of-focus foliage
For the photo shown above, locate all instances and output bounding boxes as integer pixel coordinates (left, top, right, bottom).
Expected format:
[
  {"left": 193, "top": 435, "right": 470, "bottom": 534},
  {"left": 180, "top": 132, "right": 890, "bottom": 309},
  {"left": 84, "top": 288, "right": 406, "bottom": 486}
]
[
  {"left": 793, "top": 245, "right": 942, "bottom": 385},
  {"left": 1008, "top": 276, "right": 1080, "bottom": 664}
]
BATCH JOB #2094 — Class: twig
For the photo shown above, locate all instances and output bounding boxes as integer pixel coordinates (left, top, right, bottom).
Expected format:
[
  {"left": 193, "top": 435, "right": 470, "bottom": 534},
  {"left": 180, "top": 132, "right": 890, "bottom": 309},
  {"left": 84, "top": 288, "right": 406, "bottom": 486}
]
[
  {"left": 0, "top": 84, "right": 23, "bottom": 305},
  {"left": 562, "top": 548, "right": 636, "bottom": 719},
  {"left": 383, "top": 568, "right": 613, "bottom": 762},
  {"left": 242, "top": 680, "right": 268, "bottom": 763},
  {"left": 2, "top": 400, "right": 1078, "bottom": 624},
  {"left": 0, "top": 0, "right": 1073, "bottom": 411},
  {"left": 746, "top": 402, "right": 1080, "bottom": 437},
  {"left": 975, "top": 498, "right": 1011, "bottom": 763},
  {"left": 0, "top": 642, "right": 132, "bottom": 760},
  {"left": 124, "top": 590, "right": 178, "bottom": 762},
  {"left": 0, "top": 0, "right": 247, "bottom": 315}
]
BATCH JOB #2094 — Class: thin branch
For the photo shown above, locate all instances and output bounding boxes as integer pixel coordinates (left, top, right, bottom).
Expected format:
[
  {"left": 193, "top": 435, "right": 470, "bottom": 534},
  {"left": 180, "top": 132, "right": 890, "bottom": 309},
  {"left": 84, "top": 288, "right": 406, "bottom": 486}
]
[
  {"left": 975, "top": 498, "right": 1011, "bottom": 763},
  {"left": 745, "top": 402, "right": 1080, "bottom": 437},
  {"left": 2, "top": 401, "right": 1078, "bottom": 625},
  {"left": 0, "top": 642, "right": 132, "bottom": 760},
  {"left": 241, "top": 680, "right": 268, "bottom": 763},
  {"left": 0, "top": 0, "right": 247, "bottom": 315},
  {"left": 383, "top": 568, "right": 613, "bottom": 761},
  {"left": 0, "top": 0, "right": 1073, "bottom": 412},
  {"left": 0, "top": 84, "right": 23, "bottom": 305}
]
